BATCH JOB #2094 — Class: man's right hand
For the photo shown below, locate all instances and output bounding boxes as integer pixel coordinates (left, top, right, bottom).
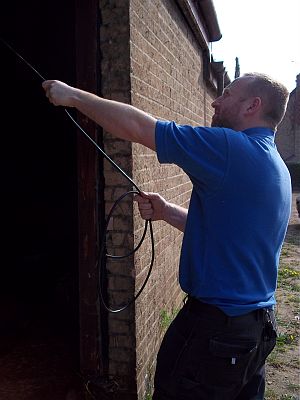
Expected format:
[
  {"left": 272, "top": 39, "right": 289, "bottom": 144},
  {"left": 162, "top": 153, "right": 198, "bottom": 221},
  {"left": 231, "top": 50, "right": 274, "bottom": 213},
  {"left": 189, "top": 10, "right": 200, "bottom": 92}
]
[
  {"left": 42, "top": 80, "right": 157, "bottom": 151},
  {"left": 42, "top": 80, "right": 77, "bottom": 107}
]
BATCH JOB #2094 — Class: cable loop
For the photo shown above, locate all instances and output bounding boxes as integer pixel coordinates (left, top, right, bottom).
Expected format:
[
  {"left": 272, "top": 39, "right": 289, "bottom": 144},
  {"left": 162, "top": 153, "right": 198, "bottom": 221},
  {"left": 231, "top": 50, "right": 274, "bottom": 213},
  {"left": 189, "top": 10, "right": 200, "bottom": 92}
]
[
  {"left": 105, "top": 190, "right": 148, "bottom": 259},
  {"left": 98, "top": 190, "right": 155, "bottom": 313}
]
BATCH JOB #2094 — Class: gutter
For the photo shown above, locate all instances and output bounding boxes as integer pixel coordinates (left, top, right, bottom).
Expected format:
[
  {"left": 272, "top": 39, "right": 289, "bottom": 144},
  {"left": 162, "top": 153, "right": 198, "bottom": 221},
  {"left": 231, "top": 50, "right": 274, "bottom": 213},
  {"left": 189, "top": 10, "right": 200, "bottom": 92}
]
[
  {"left": 176, "top": 0, "right": 222, "bottom": 48},
  {"left": 197, "top": 0, "right": 222, "bottom": 42},
  {"left": 176, "top": 0, "right": 229, "bottom": 92}
]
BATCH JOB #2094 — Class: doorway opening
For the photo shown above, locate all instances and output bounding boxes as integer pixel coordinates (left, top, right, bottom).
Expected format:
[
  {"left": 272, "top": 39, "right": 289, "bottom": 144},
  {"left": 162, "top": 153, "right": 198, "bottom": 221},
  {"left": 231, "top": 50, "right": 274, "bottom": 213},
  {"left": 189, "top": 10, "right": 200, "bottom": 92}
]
[{"left": 0, "top": 1, "right": 83, "bottom": 398}]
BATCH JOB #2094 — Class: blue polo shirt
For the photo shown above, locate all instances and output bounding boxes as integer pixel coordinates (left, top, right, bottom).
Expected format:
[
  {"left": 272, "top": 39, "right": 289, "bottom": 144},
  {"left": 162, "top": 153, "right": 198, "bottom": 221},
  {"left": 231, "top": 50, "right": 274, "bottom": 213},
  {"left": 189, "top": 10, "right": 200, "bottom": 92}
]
[{"left": 155, "top": 121, "right": 291, "bottom": 316}]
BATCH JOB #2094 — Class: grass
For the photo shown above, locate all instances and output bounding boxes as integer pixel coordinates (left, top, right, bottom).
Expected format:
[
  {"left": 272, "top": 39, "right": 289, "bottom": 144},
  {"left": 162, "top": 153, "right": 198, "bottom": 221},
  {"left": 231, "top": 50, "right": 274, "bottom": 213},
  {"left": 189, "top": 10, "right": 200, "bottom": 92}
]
[
  {"left": 278, "top": 267, "right": 300, "bottom": 280},
  {"left": 276, "top": 332, "right": 297, "bottom": 347},
  {"left": 160, "top": 308, "right": 179, "bottom": 331},
  {"left": 285, "top": 382, "right": 300, "bottom": 392}
]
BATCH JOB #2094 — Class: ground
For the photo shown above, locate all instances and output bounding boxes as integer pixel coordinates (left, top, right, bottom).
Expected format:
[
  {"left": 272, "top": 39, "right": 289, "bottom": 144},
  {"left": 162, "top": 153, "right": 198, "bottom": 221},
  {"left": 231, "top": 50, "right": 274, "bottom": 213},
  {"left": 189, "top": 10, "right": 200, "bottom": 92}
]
[
  {"left": 265, "top": 191, "right": 300, "bottom": 400},
  {"left": 0, "top": 314, "right": 84, "bottom": 400}
]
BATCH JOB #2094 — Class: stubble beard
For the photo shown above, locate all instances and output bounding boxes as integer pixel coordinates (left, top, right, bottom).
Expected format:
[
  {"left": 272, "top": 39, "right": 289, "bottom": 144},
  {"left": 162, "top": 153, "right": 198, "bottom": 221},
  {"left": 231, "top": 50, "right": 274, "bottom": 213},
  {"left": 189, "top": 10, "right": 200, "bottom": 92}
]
[
  {"left": 211, "top": 114, "right": 226, "bottom": 128},
  {"left": 211, "top": 113, "right": 235, "bottom": 129}
]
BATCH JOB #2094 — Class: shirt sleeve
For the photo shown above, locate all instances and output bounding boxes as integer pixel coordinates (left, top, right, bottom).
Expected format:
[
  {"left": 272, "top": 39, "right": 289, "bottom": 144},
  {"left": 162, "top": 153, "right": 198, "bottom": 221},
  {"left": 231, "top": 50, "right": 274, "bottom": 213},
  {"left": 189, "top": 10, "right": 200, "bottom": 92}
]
[{"left": 155, "top": 120, "right": 228, "bottom": 191}]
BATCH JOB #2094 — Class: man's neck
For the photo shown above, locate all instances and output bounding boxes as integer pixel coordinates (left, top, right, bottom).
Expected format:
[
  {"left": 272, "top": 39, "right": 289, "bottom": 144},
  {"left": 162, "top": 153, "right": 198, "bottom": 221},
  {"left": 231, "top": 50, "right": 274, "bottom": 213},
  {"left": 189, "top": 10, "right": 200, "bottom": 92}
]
[{"left": 234, "top": 120, "right": 273, "bottom": 132}]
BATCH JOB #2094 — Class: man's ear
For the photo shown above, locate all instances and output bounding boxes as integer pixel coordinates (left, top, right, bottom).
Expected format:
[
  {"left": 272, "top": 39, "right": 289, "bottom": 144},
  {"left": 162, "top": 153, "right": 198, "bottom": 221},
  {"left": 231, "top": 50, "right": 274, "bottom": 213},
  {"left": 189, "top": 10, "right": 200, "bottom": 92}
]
[{"left": 245, "top": 97, "right": 262, "bottom": 115}]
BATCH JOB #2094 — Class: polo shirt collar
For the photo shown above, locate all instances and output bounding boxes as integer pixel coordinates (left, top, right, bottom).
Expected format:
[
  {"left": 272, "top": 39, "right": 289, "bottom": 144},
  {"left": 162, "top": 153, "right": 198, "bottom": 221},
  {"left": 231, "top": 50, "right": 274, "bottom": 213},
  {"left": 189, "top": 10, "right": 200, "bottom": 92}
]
[{"left": 242, "top": 127, "right": 275, "bottom": 137}]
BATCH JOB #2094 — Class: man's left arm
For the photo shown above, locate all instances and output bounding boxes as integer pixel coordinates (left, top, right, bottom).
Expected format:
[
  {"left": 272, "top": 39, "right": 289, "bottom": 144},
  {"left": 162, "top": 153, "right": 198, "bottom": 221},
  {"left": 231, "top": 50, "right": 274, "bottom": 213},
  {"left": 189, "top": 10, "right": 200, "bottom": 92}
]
[{"left": 42, "top": 80, "right": 157, "bottom": 151}]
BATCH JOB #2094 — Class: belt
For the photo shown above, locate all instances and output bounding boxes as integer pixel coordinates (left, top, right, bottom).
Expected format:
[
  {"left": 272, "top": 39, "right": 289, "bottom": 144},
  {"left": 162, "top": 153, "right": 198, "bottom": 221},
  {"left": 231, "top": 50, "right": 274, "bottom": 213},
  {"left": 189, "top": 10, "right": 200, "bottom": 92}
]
[{"left": 186, "top": 296, "right": 268, "bottom": 325}]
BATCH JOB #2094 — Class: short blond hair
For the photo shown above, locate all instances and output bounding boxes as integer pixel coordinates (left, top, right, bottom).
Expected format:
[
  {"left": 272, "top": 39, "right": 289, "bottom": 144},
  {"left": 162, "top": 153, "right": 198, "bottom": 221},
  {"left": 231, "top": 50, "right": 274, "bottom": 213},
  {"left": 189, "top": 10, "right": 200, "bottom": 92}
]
[{"left": 243, "top": 73, "right": 289, "bottom": 129}]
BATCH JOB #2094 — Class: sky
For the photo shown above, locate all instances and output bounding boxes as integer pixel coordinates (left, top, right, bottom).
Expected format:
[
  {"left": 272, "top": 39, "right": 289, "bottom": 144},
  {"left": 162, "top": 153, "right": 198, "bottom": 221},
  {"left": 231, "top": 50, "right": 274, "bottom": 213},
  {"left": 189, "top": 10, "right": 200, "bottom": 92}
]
[{"left": 211, "top": 0, "right": 300, "bottom": 92}]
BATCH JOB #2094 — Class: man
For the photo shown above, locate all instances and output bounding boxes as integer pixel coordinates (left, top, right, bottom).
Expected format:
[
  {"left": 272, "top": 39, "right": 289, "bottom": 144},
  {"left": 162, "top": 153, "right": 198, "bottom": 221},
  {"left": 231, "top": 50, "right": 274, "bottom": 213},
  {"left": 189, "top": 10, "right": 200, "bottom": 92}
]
[{"left": 43, "top": 73, "right": 291, "bottom": 399}]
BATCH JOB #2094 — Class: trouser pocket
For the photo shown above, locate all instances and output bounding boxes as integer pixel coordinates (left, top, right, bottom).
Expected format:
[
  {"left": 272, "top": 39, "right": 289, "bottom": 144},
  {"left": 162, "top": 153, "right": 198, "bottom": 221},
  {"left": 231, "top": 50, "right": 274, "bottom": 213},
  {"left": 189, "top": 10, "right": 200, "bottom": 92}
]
[
  {"left": 210, "top": 338, "right": 257, "bottom": 361},
  {"left": 209, "top": 338, "right": 258, "bottom": 385},
  {"left": 175, "top": 335, "right": 260, "bottom": 399},
  {"left": 207, "top": 337, "right": 258, "bottom": 386}
]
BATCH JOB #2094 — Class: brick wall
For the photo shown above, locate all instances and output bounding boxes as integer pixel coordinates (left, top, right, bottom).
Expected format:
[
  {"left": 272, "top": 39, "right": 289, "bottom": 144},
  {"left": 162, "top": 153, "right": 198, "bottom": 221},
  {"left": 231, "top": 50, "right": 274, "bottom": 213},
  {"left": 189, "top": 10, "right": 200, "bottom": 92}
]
[
  {"left": 99, "top": 0, "right": 137, "bottom": 396},
  {"left": 129, "top": 0, "right": 216, "bottom": 398},
  {"left": 99, "top": 0, "right": 217, "bottom": 398}
]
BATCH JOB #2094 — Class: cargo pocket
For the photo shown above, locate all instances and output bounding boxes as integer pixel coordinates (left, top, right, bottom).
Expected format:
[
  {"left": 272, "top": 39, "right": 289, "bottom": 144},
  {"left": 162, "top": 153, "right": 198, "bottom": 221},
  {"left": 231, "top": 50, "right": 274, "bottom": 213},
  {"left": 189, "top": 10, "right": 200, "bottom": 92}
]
[
  {"left": 207, "top": 337, "right": 258, "bottom": 387},
  {"left": 175, "top": 336, "right": 259, "bottom": 399}
]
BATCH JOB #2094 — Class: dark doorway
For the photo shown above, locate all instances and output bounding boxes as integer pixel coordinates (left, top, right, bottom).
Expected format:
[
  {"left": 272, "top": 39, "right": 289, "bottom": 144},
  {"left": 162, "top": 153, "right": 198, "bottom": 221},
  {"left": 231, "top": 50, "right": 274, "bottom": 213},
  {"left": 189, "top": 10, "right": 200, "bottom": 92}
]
[{"left": 0, "top": 1, "right": 83, "bottom": 398}]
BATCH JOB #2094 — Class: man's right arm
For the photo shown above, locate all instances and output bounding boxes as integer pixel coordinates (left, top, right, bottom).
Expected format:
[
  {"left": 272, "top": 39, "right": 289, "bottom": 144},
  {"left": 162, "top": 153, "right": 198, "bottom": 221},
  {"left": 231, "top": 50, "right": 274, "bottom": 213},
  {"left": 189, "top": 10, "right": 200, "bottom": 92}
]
[
  {"left": 135, "top": 192, "right": 187, "bottom": 232},
  {"left": 42, "top": 80, "right": 157, "bottom": 151}
]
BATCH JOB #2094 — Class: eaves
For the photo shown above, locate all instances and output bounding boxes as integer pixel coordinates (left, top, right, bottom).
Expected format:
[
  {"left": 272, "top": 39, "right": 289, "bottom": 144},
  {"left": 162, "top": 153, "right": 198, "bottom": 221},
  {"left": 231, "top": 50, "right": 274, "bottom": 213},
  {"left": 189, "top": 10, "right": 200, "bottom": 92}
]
[{"left": 175, "top": 0, "right": 222, "bottom": 50}]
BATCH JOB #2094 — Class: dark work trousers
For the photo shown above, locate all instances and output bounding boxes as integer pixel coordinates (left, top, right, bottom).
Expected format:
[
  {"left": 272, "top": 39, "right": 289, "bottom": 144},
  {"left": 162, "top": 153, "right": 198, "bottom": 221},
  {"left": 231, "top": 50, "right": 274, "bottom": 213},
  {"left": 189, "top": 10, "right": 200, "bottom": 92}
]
[{"left": 153, "top": 297, "right": 277, "bottom": 400}]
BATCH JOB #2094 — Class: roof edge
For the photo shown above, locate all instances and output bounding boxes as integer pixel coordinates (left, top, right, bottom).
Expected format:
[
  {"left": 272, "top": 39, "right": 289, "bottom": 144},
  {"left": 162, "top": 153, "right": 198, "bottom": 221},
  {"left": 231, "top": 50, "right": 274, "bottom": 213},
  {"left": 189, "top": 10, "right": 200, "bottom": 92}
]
[
  {"left": 176, "top": 0, "right": 222, "bottom": 47},
  {"left": 198, "top": 0, "right": 222, "bottom": 42}
]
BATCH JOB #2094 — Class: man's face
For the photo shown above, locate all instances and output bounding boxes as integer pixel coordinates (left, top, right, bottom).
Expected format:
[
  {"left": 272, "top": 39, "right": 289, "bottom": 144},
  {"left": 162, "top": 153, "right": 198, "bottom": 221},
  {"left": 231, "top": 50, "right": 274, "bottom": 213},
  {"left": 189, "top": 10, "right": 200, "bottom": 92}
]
[{"left": 211, "top": 77, "right": 250, "bottom": 129}]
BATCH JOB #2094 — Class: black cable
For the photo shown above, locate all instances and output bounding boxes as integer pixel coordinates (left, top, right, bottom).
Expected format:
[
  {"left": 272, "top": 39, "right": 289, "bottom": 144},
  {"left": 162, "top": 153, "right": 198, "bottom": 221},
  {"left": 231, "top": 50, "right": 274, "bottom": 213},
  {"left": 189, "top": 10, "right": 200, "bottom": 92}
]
[
  {"left": 0, "top": 37, "right": 155, "bottom": 313},
  {"left": 99, "top": 191, "right": 155, "bottom": 313}
]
